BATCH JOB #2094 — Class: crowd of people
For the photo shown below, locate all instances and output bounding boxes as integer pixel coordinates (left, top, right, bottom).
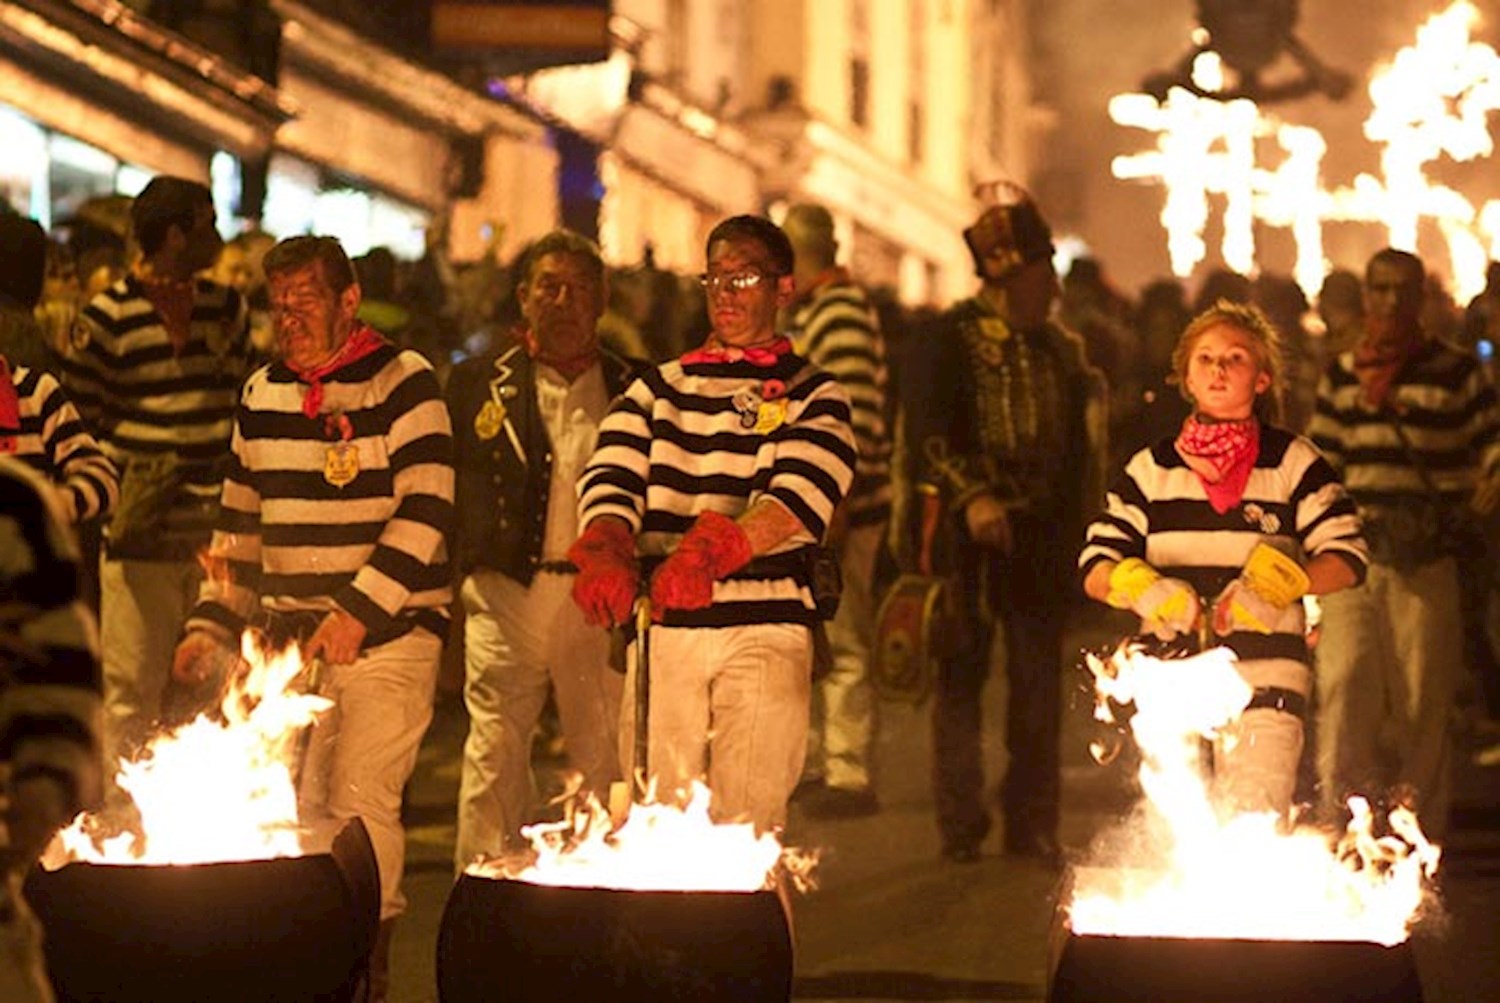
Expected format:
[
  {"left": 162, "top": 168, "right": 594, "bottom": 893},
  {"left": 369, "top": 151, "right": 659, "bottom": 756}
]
[{"left": 2, "top": 170, "right": 1500, "bottom": 1001}]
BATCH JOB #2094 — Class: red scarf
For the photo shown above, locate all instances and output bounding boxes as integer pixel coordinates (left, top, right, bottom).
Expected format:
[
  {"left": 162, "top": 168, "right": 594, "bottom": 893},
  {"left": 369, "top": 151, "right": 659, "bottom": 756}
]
[
  {"left": 681, "top": 335, "right": 792, "bottom": 367},
  {"left": 287, "top": 324, "right": 388, "bottom": 419},
  {"left": 1176, "top": 414, "right": 1260, "bottom": 515},
  {"left": 1353, "top": 320, "right": 1420, "bottom": 410},
  {"left": 518, "top": 325, "right": 599, "bottom": 382},
  {"left": 134, "top": 269, "right": 196, "bottom": 356},
  {"left": 0, "top": 355, "right": 18, "bottom": 452}
]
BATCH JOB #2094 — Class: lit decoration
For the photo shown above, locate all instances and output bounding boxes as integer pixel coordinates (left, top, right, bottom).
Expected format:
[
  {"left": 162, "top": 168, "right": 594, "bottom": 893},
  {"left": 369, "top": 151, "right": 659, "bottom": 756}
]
[
  {"left": 468, "top": 781, "right": 818, "bottom": 894},
  {"left": 1113, "top": 1, "right": 1500, "bottom": 303},
  {"left": 1070, "top": 645, "right": 1440, "bottom": 947},
  {"left": 50, "top": 633, "right": 330, "bottom": 866}
]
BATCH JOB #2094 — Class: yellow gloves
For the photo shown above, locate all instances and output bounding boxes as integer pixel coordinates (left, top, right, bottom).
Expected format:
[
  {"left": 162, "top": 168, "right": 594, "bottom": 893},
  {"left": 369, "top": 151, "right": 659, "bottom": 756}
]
[
  {"left": 1212, "top": 543, "right": 1311, "bottom": 635},
  {"left": 1106, "top": 558, "right": 1201, "bottom": 641}
]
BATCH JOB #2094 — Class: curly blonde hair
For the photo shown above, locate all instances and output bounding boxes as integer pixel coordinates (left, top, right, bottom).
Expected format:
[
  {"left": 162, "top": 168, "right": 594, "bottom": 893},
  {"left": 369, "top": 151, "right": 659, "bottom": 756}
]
[{"left": 1169, "top": 298, "right": 1284, "bottom": 423}]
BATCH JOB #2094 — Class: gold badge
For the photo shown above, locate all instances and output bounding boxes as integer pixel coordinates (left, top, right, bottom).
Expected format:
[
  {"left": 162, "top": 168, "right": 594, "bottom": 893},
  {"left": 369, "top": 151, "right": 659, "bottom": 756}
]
[
  {"left": 325, "top": 443, "right": 359, "bottom": 487},
  {"left": 474, "top": 399, "right": 506, "bottom": 440},
  {"left": 754, "top": 399, "right": 788, "bottom": 434},
  {"left": 977, "top": 317, "right": 1012, "bottom": 343}
]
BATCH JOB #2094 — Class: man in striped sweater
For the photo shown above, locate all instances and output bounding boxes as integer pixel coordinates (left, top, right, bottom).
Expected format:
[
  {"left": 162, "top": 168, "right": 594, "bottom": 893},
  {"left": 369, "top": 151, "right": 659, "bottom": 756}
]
[
  {"left": 58, "top": 177, "right": 250, "bottom": 759},
  {"left": 173, "top": 236, "right": 453, "bottom": 998},
  {"left": 0, "top": 457, "right": 104, "bottom": 1003},
  {"left": 1307, "top": 248, "right": 1500, "bottom": 839},
  {"left": 0, "top": 213, "right": 118, "bottom": 525},
  {"left": 570, "top": 215, "right": 856, "bottom": 834},
  {"left": 782, "top": 203, "right": 891, "bottom": 818}
]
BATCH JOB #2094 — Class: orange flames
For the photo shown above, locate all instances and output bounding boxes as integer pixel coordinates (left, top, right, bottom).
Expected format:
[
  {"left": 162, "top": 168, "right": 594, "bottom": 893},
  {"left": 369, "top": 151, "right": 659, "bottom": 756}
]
[
  {"left": 1070, "top": 645, "right": 1440, "bottom": 946},
  {"left": 467, "top": 781, "right": 818, "bottom": 894},
  {"left": 1113, "top": 1, "right": 1500, "bottom": 302},
  {"left": 47, "top": 633, "right": 330, "bottom": 867}
]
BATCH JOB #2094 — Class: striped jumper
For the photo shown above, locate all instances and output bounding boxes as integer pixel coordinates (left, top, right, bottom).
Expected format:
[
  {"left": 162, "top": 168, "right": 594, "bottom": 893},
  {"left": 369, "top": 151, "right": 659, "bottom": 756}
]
[
  {"left": 2, "top": 363, "right": 119, "bottom": 522},
  {"left": 60, "top": 276, "right": 250, "bottom": 559},
  {"left": 1079, "top": 426, "right": 1368, "bottom": 668},
  {"left": 187, "top": 341, "right": 455, "bottom": 647},
  {"left": 788, "top": 279, "right": 892, "bottom": 528},
  {"left": 1306, "top": 338, "right": 1500, "bottom": 518},
  {"left": 578, "top": 352, "right": 856, "bottom": 628}
]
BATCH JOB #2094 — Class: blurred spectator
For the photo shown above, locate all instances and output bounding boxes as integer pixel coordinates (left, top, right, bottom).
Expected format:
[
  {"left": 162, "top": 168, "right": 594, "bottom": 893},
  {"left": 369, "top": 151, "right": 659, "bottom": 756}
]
[
  {"left": 1317, "top": 268, "right": 1365, "bottom": 356},
  {"left": 354, "top": 247, "right": 412, "bottom": 340},
  {"left": 1253, "top": 273, "right": 1316, "bottom": 432},
  {"left": 212, "top": 230, "right": 276, "bottom": 357},
  {"left": 1194, "top": 268, "right": 1252, "bottom": 313},
  {"left": 1117, "top": 278, "right": 1192, "bottom": 460}
]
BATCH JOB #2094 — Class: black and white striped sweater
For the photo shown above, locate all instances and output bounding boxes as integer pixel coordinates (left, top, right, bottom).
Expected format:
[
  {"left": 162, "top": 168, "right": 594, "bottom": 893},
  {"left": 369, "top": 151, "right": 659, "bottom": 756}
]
[
  {"left": 2, "top": 362, "right": 118, "bottom": 522},
  {"left": 578, "top": 352, "right": 856, "bottom": 628}
]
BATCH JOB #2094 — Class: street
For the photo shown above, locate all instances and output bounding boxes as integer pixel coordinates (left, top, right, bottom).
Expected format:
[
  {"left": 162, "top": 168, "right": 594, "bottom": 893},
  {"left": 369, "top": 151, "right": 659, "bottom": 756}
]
[{"left": 388, "top": 609, "right": 1500, "bottom": 1003}]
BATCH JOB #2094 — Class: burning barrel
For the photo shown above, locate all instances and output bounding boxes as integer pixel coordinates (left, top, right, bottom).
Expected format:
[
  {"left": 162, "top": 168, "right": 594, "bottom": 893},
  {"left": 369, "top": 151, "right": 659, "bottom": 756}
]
[
  {"left": 1050, "top": 931, "right": 1423, "bottom": 1003},
  {"left": 437, "top": 876, "right": 793, "bottom": 1002},
  {"left": 24, "top": 817, "right": 380, "bottom": 1003}
]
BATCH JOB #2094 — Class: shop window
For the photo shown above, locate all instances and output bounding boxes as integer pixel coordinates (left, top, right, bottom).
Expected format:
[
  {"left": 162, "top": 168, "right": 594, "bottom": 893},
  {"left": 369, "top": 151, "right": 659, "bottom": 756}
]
[{"left": 0, "top": 107, "right": 48, "bottom": 220}]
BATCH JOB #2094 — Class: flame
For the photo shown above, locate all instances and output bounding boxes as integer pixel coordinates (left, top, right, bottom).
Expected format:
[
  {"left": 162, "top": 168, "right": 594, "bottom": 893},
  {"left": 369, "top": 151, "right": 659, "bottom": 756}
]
[
  {"left": 467, "top": 781, "right": 818, "bottom": 894},
  {"left": 1070, "top": 645, "right": 1439, "bottom": 946},
  {"left": 1113, "top": 1, "right": 1500, "bottom": 303},
  {"left": 50, "top": 633, "right": 331, "bottom": 866}
]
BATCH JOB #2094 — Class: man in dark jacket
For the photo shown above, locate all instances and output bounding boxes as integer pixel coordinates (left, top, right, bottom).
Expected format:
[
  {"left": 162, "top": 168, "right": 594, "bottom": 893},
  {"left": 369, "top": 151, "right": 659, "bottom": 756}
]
[
  {"left": 447, "top": 230, "right": 635, "bottom": 868},
  {"left": 902, "top": 183, "right": 1106, "bottom": 865}
]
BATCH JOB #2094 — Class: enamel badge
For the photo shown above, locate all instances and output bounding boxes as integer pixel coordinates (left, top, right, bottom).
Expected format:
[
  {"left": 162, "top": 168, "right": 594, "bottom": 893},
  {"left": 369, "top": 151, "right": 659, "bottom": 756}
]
[
  {"left": 475, "top": 399, "right": 506, "bottom": 440},
  {"left": 325, "top": 443, "right": 359, "bottom": 487}
]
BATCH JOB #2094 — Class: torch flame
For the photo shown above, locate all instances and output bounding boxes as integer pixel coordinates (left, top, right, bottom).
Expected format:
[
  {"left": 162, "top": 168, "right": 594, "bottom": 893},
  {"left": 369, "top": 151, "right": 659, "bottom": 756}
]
[
  {"left": 50, "top": 632, "right": 331, "bottom": 866},
  {"left": 1113, "top": 1, "right": 1500, "bottom": 303},
  {"left": 467, "top": 781, "right": 818, "bottom": 894},
  {"left": 1071, "top": 645, "right": 1439, "bottom": 946}
]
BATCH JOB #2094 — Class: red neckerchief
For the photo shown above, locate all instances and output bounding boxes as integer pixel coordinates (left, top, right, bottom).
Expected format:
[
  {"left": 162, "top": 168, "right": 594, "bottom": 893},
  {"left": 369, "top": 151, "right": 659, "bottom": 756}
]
[
  {"left": 518, "top": 325, "right": 599, "bottom": 382},
  {"left": 287, "top": 323, "right": 388, "bottom": 419},
  {"left": 681, "top": 335, "right": 793, "bottom": 367},
  {"left": 1353, "top": 320, "right": 1421, "bottom": 410},
  {"left": 133, "top": 267, "right": 195, "bottom": 356},
  {"left": 1176, "top": 414, "right": 1260, "bottom": 515},
  {"left": 0, "top": 355, "right": 18, "bottom": 452}
]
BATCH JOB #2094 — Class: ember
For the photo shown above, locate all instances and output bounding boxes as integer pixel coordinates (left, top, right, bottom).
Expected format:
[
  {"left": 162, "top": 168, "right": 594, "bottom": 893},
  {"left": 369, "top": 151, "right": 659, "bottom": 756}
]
[
  {"left": 46, "top": 631, "right": 331, "bottom": 866},
  {"left": 1069, "top": 645, "right": 1440, "bottom": 946}
]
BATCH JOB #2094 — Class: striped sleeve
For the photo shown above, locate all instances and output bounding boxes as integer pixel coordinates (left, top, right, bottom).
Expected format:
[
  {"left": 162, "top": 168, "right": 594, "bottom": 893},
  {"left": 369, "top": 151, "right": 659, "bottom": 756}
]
[
  {"left": 577, "top": 375, "right": 654, "bottom": 533},
  {"left": 792, "top": 285, "right": 893, "bottom": 523},
  {"left": 8, "top": 366, "right": 120, "bottom": 522},
  {"left": 761, "top": 369, "right": 858, "bottom": 540}
]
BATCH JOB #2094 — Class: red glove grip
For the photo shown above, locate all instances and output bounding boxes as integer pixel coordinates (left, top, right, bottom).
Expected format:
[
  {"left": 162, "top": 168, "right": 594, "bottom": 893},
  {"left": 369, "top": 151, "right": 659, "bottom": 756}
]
[
  {"left": 567, "top": 519, "right": 639, "bottom": 627},
  {"left": 650, "top": 511, "right": 754, "bottom": 614}
]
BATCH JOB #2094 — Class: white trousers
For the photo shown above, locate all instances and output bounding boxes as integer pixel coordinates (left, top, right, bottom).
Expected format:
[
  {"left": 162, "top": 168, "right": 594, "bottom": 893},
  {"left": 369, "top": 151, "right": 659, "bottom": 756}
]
[
  {"left": 1212, "top": 658, "right": 1311, "bottom": 818},
  {"left": 99, "top": 556, "right": 203, "bottom": 760},
  {"left": 621, "top": 622, "right": 812, "bottom": 833},
  {"left": 1316, "top": 558, "right": 1463, "bottom": 838},
  {"left": 809, "top": 523, "right": 882, "bottom": 791},
  {"left": 299, "top": 629, "right": 440, "bottom": 920},
  {"left": 454, "top": 570, "right": 621, "bottom": 870}
]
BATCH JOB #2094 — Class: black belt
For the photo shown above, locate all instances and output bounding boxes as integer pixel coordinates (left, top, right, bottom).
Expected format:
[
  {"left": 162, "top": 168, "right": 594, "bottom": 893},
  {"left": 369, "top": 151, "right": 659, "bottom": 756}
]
[
  {"left": 536, "top": 560, "right": 578, "bottom": 575},
  {"left": 1245, "top": 686, "right": 1308, "bottom": 719},
  {"left": 638, "top": 546, "right": 815, "bottom": 581}
]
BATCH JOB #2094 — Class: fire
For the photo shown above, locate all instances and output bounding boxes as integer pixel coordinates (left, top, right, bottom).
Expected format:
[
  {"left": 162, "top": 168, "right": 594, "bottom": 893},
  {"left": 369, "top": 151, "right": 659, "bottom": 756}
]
[
  {"left": 49, "top": 633, "right": 331, "bottom": 866},
  {"left": 1070, "top": 645, "right": 1440, "bottom": 947},
  {"left": 467, "top": 781, "right": 817, "bottom": 894},
  {"left": 1113, "top": 1, "right": 1500, "bottom": 302}
]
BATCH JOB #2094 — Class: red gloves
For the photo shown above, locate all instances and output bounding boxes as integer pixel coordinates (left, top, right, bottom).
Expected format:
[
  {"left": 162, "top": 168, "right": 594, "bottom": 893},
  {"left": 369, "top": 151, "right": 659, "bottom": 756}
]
[
  {"left": 651, "top": 511, "right": 753, "bottom": 613},
  {"left": 568, "top": 519, "right": 639, "bottom": 627}
]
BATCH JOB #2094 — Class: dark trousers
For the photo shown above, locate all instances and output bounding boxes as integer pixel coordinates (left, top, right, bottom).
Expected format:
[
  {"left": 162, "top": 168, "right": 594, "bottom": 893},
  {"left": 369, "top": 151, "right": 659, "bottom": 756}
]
[{"left": 931, "top": 532, "right": 1066, "bottom": 850}]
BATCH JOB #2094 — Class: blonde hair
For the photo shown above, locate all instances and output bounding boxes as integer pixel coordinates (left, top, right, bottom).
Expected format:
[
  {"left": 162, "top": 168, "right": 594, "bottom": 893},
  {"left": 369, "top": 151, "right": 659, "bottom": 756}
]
[{"left": 1170, "top": 299, "right": 1284, "bottom": 423}]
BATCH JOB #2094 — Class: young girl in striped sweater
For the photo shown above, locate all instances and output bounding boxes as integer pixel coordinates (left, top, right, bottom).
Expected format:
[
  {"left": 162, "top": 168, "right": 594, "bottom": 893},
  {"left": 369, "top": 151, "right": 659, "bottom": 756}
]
[{"left": 1079, "top": 300, "right": 1367, "bottom": 819}]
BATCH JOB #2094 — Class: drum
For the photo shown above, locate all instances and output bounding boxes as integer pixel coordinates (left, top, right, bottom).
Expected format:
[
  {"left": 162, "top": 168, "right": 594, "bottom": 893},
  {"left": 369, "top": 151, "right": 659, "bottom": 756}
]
[{"left": 871, "top": 574, "right": 952, "bottom": 704}]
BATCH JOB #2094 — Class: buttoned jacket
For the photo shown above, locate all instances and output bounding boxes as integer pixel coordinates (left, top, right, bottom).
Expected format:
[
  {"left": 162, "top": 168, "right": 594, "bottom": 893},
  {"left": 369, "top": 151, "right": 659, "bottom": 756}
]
[{"left": 447, "top": 338, "right": 638, "bottom": 584}]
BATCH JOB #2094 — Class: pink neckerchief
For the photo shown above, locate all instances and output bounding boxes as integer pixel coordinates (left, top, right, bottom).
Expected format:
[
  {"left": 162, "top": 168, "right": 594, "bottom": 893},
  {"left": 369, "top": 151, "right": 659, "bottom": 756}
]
[
  {"left": 680, "top": 335, "right": 792, "bottom": 367},
  {"left": 287, "top": 324, "right": 388, "bottom": 419},
  {"left": 1175, "top": 414, "right": 1260, "bottom": 515},
  {"left": 0, "top": 355, "right": 18, "bottom": 452}
]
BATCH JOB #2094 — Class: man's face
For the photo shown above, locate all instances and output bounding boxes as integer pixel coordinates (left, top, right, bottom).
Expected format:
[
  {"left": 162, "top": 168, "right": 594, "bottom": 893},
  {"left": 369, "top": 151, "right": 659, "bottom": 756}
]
[
  {"left": 268, "top": 260, "right": 361, "bottom": 370},
  {"left": 1364, "top": 258, "right": 1424, "bottom": 343},
  {"left": 702, "top": 237, "right": 794, "bottom": 347},
  {"left": 999, "top": 257, "right": 1059, "bottom": 331},
  {"left": 181, "top": 201, "right": 225, "bottom": 274},
  {"left": 519, "top": 251, "right": 605, "bottom": 356}
]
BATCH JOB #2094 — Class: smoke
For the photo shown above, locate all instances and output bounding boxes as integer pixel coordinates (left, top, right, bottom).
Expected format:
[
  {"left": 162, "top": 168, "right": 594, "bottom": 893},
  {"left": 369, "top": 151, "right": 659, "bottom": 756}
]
[{"left": 1032, "top": 0, "right": 1500, "bottom": 297}]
